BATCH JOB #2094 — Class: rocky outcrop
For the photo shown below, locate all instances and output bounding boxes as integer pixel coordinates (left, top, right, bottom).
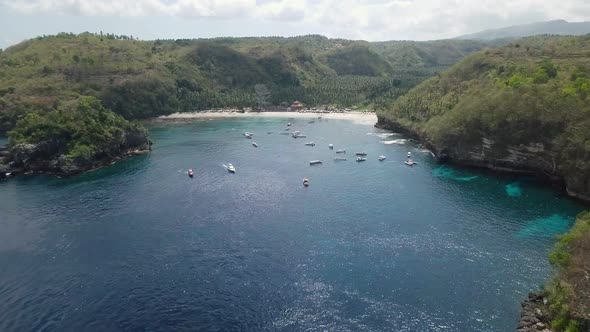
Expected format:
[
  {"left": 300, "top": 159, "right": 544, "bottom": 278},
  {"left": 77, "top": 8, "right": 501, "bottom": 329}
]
[
  {"left": 517, "top": 293, "right": 552, "bottom": 332},
  {"left": 1, "top": 130, "right": 150, "bottom": 178},
  {"left": 375, "top": 115, "right": 590, "bottom": 204}
]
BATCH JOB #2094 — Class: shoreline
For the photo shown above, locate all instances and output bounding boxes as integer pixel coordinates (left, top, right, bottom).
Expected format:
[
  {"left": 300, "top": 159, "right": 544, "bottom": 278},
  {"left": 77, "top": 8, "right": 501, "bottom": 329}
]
[{"left": 157, "top": 111, "right": 378, "bottom": 125}]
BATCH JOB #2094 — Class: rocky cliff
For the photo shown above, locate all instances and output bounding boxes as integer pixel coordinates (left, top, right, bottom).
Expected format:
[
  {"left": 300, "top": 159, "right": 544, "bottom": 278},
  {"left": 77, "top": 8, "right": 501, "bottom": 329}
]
[
  {"left": 376, "top": 116, "right": 590, "bottom": 204},
  {"left": 0, "top": 130, "right": 150, "bottom": 179}
]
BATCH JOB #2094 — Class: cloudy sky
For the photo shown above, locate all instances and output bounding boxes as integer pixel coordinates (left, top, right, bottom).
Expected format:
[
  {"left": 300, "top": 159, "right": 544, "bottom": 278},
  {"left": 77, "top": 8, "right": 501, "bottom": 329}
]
[{"left": 1, "top": 0, "right": 589, "bottom": 48}]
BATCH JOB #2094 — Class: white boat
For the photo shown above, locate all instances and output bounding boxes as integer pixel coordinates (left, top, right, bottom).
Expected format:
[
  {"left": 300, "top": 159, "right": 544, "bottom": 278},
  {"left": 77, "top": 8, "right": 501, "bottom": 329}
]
[
  {"left": 356, "top": 152, "right": 367, "bottom": 156},
  {"left": 295, "top": 134, "right": 307, "bottom": 138},
  {"left": 336, "top": 149, "right": 346, "bottom": 154},
  {"left": 334, "top": 157, "right": 347, "bottom": 161},
  {"left": 328, "top": 144, "right": 334, "bottom": 149},
  {"left": 356, "top": 157, "right": 367, "bottom": 162},
  {"left": 244, "top": 132, "right": 253, "bottom": 137},
  {"left": 303, "top": 178, "right": 310, "bottom": 187},
  {"left": 407, "top": 152, "right": 412, "bottom": 157},
  {"left": 405, "top": 160, "right": 416, "bottom": 166},
  {"left": 379, "top": 155, "right": 386, "bottom": 161},
  {"left": 305, "top": 142, "right": 315, "bottom": 146},
  {"left": 227, "top": 163, "right": 236, "bottom": 173},
  {"left": 309, "top": 160, "right": 323, "bottom": 165},
  {"left": 287, "top": 122, "right": 292, "bottom": 126},
  {"left": 252, "top": 142, "right": 258, "bottom": 147}
]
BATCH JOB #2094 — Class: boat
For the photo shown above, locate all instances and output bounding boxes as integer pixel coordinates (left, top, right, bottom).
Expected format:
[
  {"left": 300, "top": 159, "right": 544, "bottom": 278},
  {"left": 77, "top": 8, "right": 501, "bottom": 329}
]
[
  {"left": 287, "top": 122, "right": 292, "bottom": 126},
  {"left": 407, "top": 152, "right": 412, "bottom": 158},
  {"left": 252, "top": 142, "right": 258, "bottom": 147},
  {"left": 405, "top": 160, "right": 416, "bottom": 166},
  {"left": 280, "top": 132, "right": 290, "bottom": 135},
  {"left": 305, "top": 142, "right": 315, "bottom": 146},
  {"left": 291, "top": 131, "right": 300, "bottom": 138},
  {"left": 356, "top": 152, "right": 367, "bottom": 156},
  {"left": 336, "top": 149, "right": 346, "bottom": 154},
  {"left": 308, "top": 120, "right": 315, "bottom": 124},
  {"left": 356, "top": 157, "right": 367, "bottom": 162},
  {"left": 334, "top": 157, "right": 347, "bottom": 161},
  {"left": 267, "top": 132, "right": 273, "bottom": 134},
  {"left": 328, "top": 144, "right": 334, "bottom": 149},
  {"left": 227, "top": 164, "right": 236, "bottom": 173},
  {"left": 379, "top": 155, "right": 386, "bottom": 161},
  {"left": 244, "top": 132, "right": 253, "bottom": 137},
  {"left": 303, "top": 178, "right": 310, "bottom": 187},
  {"left": 295, "top": 134, "right": 307, "bottom": 138},
  {"left": 309, "top": 160, "right": 323, "bottom": 165},
  {"left": 188, "top": 169, "right": 194, "bottom": 178}
]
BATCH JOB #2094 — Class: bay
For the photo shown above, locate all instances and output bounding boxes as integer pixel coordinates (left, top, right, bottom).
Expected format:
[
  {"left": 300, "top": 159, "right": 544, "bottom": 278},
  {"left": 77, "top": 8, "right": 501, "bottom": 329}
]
[{"left": 0, "top": 117, "right": 583, "bottom": 331}]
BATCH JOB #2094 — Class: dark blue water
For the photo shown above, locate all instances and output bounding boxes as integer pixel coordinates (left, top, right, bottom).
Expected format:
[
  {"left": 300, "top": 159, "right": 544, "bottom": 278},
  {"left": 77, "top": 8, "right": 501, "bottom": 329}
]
[{"left": 0, "top": 118, "right": 584, "bottom": 331}]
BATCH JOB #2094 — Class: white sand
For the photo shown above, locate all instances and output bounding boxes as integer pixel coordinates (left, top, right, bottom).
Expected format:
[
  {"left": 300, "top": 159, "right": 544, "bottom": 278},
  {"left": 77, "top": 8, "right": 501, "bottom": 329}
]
[{"left": 158, "top": 111, "right": 378, "bottom": 125}]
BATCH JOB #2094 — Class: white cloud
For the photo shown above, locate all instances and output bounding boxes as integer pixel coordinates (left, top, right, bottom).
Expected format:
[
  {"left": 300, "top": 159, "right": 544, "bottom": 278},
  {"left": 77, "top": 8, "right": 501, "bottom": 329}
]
[{"left": 2, "top": 0, "right": 590, "bottom": 40}]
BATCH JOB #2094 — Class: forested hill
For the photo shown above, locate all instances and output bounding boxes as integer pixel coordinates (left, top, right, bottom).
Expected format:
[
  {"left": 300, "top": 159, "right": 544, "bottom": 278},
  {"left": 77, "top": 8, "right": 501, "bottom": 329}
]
[
  {"left": 377, "top": 34, "right": 590, "bottom": 201},
  {"left": 0, "top": 32, "right": 498, "bottom": 133},
  {"left": 456, "top": 19, "right": 590, "bottom": 40}
]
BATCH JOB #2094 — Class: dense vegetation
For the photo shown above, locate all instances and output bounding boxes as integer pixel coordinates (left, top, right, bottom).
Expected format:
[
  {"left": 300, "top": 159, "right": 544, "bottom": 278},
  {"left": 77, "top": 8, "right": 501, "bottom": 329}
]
[
  {"left": 545, "top": 211, "right": 590, "bottom": 331},
  {"left": 0, "top": 32, "right": 499, "bottom": 136},
  {"left": 378, "top": 35, "right": 590, "bottom": 198},
  {"left": 8, "top": 96, "right": 147, "bottom": 164}
]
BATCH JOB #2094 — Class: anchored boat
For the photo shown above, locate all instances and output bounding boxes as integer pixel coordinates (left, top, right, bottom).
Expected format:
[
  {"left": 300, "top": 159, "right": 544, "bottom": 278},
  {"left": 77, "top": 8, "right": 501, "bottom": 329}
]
[
  {"left": 356, "top": 157, "right": 367, "bottom": 162},
  {"left": 379, "top": 155, "right": 386, "bottom": 161},
  {"left": 309, "top": 160, "right": 323, "bottom": 165},
  {"left": 356, "top": 152, "right": 367, "bottom": 156},
  {"left": 305, "top": 142, "right": 315, "bottom": 146},
  {"left": 336, "top": 149, "right": 346, "bottom": 154},
  {"left": 328, "top": 144, "right": 334, "bottom": 149}
]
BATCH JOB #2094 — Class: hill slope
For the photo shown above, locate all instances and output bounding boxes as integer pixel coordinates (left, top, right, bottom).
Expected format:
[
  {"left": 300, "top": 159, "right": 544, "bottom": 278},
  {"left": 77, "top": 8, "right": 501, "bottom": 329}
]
[
  {"left": 0, "top": 33, "right": 499, "bottom": 134},
  {"left": 456, "top": 20, "right": 590, "bottom": 40},
  {"left": 377, "top": 35, "right": 590, "bottom": 201}
]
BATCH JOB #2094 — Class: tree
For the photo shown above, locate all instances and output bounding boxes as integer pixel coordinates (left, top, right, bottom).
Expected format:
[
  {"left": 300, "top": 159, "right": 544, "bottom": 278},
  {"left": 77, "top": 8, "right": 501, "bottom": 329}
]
[{"left": 254, "top": 84, "right": 271, "bottom": 111}]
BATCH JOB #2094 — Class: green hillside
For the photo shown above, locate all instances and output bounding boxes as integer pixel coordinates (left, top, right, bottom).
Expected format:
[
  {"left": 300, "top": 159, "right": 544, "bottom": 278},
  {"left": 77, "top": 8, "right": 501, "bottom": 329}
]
[
  {"left": 377, "top": 35, "right": 590, "bottom": 200},
  {"left": 0, "top": 32, "right": 497, "bottom": 135}
]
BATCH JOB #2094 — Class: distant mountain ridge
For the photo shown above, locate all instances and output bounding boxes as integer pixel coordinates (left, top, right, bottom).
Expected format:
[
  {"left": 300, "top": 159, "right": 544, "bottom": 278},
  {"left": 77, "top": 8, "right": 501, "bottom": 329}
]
[{"left": 456, "top": 19, "right": 590, "bottom": 40}]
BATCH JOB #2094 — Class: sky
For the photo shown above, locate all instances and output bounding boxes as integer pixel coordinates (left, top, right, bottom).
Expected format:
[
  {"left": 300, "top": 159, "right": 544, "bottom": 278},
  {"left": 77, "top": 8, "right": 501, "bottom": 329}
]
[{"left": 1, "top": 0, "right": 590, "bottom": 48}]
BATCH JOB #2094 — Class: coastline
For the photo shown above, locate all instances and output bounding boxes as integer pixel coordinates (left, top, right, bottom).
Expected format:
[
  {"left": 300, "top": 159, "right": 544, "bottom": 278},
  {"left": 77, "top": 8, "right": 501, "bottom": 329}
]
[{"left": 157, "top": 111, "right": 378, "bottom": 126}]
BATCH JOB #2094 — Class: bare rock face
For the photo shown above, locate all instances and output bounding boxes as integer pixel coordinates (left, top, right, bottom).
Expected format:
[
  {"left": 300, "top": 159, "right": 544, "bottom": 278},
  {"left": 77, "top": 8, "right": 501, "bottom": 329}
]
[{"left": 517, "top": 293, "right": 552, "bottom": 332}]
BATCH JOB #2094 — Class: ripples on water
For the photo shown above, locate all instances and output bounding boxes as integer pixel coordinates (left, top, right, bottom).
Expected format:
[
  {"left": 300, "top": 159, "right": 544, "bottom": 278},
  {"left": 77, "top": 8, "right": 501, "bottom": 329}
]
[{"left": 0, "top": 118, "right": 584, "bottom": 331}]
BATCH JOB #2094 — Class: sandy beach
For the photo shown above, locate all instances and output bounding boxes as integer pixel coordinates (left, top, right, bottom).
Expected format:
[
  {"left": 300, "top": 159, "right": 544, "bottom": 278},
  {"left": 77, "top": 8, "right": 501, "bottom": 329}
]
[{"left": 158, "top": 111, "right": 378, "bottom": 125}]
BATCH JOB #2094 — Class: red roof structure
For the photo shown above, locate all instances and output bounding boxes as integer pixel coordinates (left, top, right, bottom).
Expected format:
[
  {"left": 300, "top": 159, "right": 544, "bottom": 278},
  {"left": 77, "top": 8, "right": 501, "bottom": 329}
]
[{"left": 290, "top": 101, "right": 304, "bottom": 110}]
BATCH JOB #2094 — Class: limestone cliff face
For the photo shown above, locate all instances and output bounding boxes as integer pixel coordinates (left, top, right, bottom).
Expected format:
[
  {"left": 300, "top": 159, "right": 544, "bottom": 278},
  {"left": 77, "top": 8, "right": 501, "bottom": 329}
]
[{"left": 376, "top": 116, "right": 590, "bottom": 204}]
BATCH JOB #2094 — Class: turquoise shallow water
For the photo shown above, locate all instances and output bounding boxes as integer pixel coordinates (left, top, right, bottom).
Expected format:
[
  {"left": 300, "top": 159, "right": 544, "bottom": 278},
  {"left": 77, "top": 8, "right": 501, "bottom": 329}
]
[{"left": 0, "top": 117, "right": 584, "bottom": 331}]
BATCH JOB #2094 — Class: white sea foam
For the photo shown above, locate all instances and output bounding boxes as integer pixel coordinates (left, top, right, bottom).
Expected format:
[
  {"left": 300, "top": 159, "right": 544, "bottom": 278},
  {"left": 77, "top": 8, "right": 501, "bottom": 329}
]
[{"left": 380, "top": 139, "right": 407, "bottom": 145}]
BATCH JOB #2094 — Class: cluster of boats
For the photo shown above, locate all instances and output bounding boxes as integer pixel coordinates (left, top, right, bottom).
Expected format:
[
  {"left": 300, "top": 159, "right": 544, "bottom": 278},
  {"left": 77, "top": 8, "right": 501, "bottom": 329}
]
[{"left": 187, "top": 121, "right": 417, "bottom": 184}]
